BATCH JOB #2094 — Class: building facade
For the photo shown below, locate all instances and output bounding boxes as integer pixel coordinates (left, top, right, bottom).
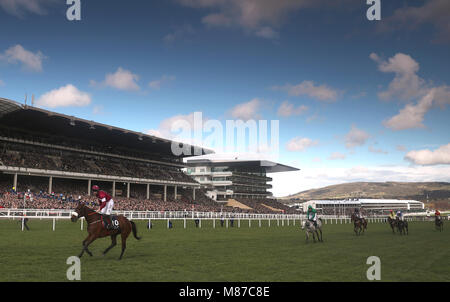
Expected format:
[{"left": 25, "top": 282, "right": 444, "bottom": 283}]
[{"left": 185, "top": 158, "right": 299, "bottom": 201}]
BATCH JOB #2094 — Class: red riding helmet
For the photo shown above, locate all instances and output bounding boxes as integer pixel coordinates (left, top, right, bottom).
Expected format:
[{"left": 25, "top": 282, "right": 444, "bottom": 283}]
[{"left": 92, "top": 185, "right": 100, "bottom": 191}]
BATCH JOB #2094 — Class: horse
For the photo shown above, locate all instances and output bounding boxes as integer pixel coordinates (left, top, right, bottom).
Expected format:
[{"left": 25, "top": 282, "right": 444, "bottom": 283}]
[
  {"left": 387, "top": 216, "right": 397, "bottom": 234},
  {"left": 435, "top": 216, "right": 444, "bottom": 232},
  {"left": 351, "top": 213, "right": 366, "bottom": 235},
  {"left": 70, "top": 202, "right": 141, "bottom": 260},
  {"left": 396, "top": 218, "right": 408, "bottom": 235},
  {"left": 301, "top": 219, "right": 323, "bottom": 243}
]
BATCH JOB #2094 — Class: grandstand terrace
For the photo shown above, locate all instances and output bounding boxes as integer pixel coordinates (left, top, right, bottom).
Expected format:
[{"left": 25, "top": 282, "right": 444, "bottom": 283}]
[
  {"left": 185, "top": 156, "right": 299, "bottom": 213},
  {"left": 0, "top": 97, "right": 212, "bottom": 205}
]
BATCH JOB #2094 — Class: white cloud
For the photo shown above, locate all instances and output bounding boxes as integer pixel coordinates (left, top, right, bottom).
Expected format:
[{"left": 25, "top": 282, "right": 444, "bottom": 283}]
[
  {"left": 344, "top": 125, "right": 370, "bottom": 149},
  {"left": 379, "top": 0, "right": 450, "bottom": 43},
  {"left": 0, "top": 44, "right": 45, "bottom": 72},
  {"left": 396, "top": 145, "right": 407, "bottom": 152},
  {"left": 328, "top": 152, "right": 346, "bottom": 160},
  {"left": 91, "top": 67, "right": 140, "bottom": 91},
  {"left": 254, "top": 26, "right": 279, "bottom": 39},
  {"left": 0, "top": 0, "right": 55, "bottom": 17},
  {"left": 163, "top": 24, "right": 196, "bottom": 43},
  {"left": 405, "top": 143, "right": 450, "bottom": 165},
  {"left": 146, "top": 112, "right": 205, "bottom": 140},
  {"left": 369, "top": 145, "right": 388, "bottom": 155},
  {"left": 383, "top": 89, "right": 435, "bottom": 131},
  {"left": 370, "top": 52, "right": 426, "bottom": 101},
  {"left": 229, "top": 98, "right": 262, "bottom": 120},
  {"left": 92, "top": 105, "right": 104, "bottom": 115},
  {"left": 372, "top": 53, "right": 450, "bottom": 131},
  {"left": 149, "top": 75, "right": 176, "bottom": 90},
  {"left": 36, "top": 84, "right": 91, "bottom": 108},
  {"left": 202, "top": 13, "right": 233, "bottom": 27},
  {"left": 286, "top": 137, "right": 318, "bottom": 152},
  {"left": 177, "top": 0, "right": 317, "bottom": 39},
  {"left": 277, "top": 101, "right": 308, "bottom": 117},
  {"left": 272, "top": 80, "right": 339, "bottom": 102}
]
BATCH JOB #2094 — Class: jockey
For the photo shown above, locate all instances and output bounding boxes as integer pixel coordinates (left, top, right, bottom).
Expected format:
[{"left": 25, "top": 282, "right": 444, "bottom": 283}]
[
  {"left": 306, "top": 205, "right": 318, "bottom": 227},
  {"left": 354, "top": 208, "right": 363, "bottom": 220},
  {"left": 435, "top": 209, "right": 441, "bottom": 221},
  {"left": 92, "top": 185, "right": 115, "bottom": 230},
  {"left": 396, "top": 210, "right": 404, "bottom": 221},
  {"left": 389, "top": 210, "right": 396, "bottom": 220}
]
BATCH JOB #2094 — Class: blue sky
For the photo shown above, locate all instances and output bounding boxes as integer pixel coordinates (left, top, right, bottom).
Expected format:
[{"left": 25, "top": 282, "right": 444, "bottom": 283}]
[{"left": 0, "top": 0, "right": 449, "bottom": 196}]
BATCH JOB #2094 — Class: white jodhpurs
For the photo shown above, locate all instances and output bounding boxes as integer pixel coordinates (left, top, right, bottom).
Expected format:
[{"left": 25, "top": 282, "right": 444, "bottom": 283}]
[{"left": 100, "top": 200, "right": 114, "bottom": 215}]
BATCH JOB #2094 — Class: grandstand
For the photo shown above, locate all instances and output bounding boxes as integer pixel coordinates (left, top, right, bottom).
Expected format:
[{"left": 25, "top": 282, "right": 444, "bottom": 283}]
[
  {"left": 0, "top": 98, "right": 298, "bottom": 214},
  {"left": 0, "top": 97, "right": 218, "bottom": 210},
  {"left": 185, "top": 156, "right": 299, "bottom": 213}
]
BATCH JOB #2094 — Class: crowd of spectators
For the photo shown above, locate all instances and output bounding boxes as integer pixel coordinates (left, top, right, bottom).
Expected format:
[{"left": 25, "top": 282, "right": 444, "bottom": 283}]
[
  {"left": 1, "top": 141, "right": 195, "bottom": 183},
  {"left": 235, "top": 198, "right": 297, "bottom": 214},
  {"left": 0, "top": 127, "right": 178, "bottom": 164}
]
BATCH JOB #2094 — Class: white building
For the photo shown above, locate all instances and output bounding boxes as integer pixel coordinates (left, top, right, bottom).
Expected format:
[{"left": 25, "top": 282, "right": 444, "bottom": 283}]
[
  {"left": 185, "top": 157, "right": 298, "bottom": 201},
  {"left": 302, "top": 198, "right": 425, "bottom": 213}
]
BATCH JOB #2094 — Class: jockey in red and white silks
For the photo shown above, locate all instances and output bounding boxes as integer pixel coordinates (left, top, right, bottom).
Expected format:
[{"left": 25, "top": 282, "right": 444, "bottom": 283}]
[{"left": 92, "top": 185, "right": 114, "bottom": 215}]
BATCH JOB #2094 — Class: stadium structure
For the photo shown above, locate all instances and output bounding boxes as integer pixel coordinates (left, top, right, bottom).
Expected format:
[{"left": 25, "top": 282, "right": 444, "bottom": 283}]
[
  {"left": 0, "top": 97, "right": 210, "bottom": 201},
  {"left": 0, "top": 97, "right": 298, "bottom": 213},
  {"left": 185, "top": 157, "right": 299, "bottom": 201},
  {"left": 301, "top": 199, "right": 425, "bottom": 215}
]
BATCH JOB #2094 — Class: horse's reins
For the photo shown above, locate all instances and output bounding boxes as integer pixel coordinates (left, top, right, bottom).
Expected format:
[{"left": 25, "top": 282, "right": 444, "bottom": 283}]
[{"left": 82, "top": 206, "right": 102, "bottom": 225}]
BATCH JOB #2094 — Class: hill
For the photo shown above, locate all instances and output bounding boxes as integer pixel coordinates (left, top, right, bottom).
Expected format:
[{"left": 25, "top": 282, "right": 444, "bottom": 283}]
[{"left": 282, "top": 182, "right": 450, "bottom": 203}]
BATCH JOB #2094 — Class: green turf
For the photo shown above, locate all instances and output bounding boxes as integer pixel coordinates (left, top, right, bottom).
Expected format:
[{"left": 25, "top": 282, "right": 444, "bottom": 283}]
[{"left": 0, "top": 218, "right": 448, "bottom": 282}]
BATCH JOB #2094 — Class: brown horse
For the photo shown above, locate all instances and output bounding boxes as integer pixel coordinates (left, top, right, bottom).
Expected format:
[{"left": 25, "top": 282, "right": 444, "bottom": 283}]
[
  {"left": 71, "top": 202, "right": 141, "bottom": 260},
  {"left": 351, "top": 213, "right": 367, "bottom": 235},
  {"left": 387, "top": 217, "right": 397, "bottom": 234}
]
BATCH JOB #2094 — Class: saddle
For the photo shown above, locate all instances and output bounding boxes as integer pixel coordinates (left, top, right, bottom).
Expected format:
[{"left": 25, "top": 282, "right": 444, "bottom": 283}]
[{"left": 101, "top": 215, "right": 120, "bottom": 231}]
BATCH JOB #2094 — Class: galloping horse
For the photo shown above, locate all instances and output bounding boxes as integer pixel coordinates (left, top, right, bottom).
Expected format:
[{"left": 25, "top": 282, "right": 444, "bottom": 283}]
[
  {"left": 351, "top": 213, "right": 367, "bottom": 236},
  {"left": 396, "top": 218, "right": 409, "bottom": 235},
  {"left": 435, "top": 216, "right": 444, "bottom": 232},
  {"left": 387, "top": 216, "right": 397, "bottom": 234},
  {"left": 71, "top": 202, "right": 141, "bottom": 260},
  {"left": 301, "top": 219, "right": 323, "bottom": 243}
]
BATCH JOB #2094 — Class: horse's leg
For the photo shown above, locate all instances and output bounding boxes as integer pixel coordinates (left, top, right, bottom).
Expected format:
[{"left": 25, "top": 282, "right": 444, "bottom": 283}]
[
  {"left": 312, "top": 231, "right": 316, "bottom": 243},
  {"left": 79, "top": 234, "right": 95, "bottom": 258},
  {"left": 103, "top": 234, "right": 118, "bottom": 256},
  {"left": 118, "top": 223, "right": 131, "bottom": 260},
  {"left": 318, "top": 229, "right": 323, "bottom": 242}
]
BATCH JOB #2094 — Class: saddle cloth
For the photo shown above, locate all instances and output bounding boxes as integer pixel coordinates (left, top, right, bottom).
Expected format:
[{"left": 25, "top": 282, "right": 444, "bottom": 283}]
[{"left": 102, "top": 215, "right": 120, "bottom": 231}]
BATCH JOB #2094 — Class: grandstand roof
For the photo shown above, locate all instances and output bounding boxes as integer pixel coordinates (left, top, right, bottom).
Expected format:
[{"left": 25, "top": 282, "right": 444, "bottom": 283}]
[
  {"left": 0, "top": 97, "right": 213, "bottom": 159},
  {"left": 185, "top": 157, "right": 299, "bottom": 173}
]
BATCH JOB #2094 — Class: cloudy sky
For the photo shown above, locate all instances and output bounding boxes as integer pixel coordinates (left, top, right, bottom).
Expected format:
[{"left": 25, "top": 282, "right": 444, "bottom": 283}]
[{"left": 0, "top": 0, "right": 449, "bottom": 197}]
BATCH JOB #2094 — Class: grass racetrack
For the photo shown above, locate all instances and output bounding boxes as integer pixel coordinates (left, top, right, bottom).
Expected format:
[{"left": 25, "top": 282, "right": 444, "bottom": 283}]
[{"left": 0, "top": 218, "right": 448, "bottom": 282}]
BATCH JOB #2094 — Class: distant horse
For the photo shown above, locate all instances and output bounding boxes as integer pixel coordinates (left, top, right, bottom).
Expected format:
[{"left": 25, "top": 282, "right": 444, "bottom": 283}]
[
  {"left": 351, "top": 213, "right": 366, "bottom": 235},
  {"left": 435, "top": 217, "right": 444, "bottom": 232},
  {"left": 71, "top": 202, "right": 141, "bottom": 260},
  {"left": 301, "top": 219, "right": 323, "bottom": 243},
  {"left": 396, "top": 218, "right": 409, "bottom": 235},
  {"left": 387, "top": 217, "right": 397, "bottom": 234}
]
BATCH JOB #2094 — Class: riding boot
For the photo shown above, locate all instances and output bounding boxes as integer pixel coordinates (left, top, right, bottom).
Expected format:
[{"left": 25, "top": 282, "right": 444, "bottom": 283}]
[{"left": 105, "top": 215, "right": 113, "bottom": 230}]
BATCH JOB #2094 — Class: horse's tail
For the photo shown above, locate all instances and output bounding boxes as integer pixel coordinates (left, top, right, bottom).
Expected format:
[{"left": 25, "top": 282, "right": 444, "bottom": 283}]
[{"left": 130, "top": 221, "right": 141, "bottom": 240}]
